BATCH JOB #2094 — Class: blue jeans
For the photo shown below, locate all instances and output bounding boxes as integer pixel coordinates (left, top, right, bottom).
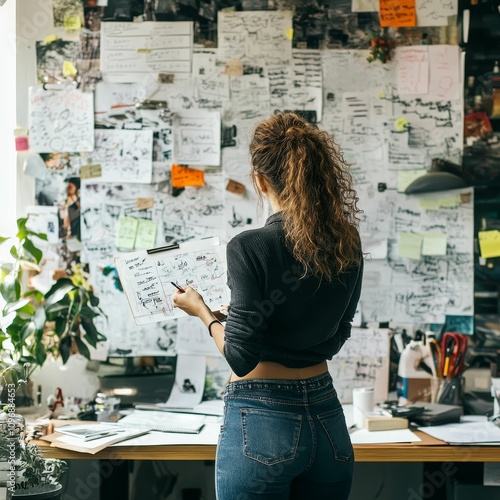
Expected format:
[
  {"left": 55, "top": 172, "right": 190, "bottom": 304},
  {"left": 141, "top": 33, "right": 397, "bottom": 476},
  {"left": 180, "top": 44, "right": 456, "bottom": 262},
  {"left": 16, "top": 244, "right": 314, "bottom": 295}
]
[{"left": 215, "top": 373, "right": 353, "bottom": 499}]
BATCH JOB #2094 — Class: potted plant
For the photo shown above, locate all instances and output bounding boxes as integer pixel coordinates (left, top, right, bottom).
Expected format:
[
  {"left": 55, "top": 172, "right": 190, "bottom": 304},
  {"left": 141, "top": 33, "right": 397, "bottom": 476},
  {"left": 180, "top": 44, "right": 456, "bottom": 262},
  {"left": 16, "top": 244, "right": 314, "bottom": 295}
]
[
  {"left": 0, "top": 366, "right": 67, "bottom": 499},
  {"left": 0, "top": 217, "right": 107, "bottom": 404}
]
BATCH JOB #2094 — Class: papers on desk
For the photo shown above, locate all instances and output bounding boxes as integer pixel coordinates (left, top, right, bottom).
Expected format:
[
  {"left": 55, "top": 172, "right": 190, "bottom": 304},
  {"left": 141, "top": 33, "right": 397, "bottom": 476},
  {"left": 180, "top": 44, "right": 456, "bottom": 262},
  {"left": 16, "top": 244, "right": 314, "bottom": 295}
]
[
  {"left": 418, "top": 416, "right": 500, "bottom": 445},
  {"left": 42, "top": 423, "right": 148, "bottom": 455},
  {"left": 350, "top": 428, "right": 421, "bottom": 444},
  {"left": 118, "top": 410, "right": 207, "bottom": 434}
]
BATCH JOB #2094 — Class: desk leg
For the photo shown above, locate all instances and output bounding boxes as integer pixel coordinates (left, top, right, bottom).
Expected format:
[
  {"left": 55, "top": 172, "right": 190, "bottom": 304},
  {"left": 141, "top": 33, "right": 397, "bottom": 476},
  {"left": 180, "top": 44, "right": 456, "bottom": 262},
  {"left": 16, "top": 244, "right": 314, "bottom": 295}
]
[{"left": 99, "top": 459, "right": 129, "bottom": 500}]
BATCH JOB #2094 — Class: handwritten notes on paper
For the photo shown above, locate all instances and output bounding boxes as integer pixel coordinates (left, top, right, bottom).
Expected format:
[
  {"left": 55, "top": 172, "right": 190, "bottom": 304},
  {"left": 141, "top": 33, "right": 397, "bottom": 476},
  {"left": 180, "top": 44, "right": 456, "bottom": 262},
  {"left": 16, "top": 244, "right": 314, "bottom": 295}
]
[
  {"left": 218, "top": 10, "right": 293, "bottom": 66},
  {"left": 397, "top": 46, "right": 429, "bottom": 95},
  {"left": 101, "top": 22, "right": 193, "bottom": 82},
  {"left": 478, "top": 230, "right": 500, "bottom": 259},
  {"left": 115, "top": 238, "right": 229, "bottom": 325},
  {"left": 416, "top": 0, "right": 458, "bottom": 27},
  {"left": 327, "top": 328, "right": 390, "bottom": 403},
  {"left": 428, "top": 45, "right": 460, "bottom": 100},
  {"left": 379, "top": 0, "right": 416, "bottom": 27},
  {"left": 28, "top": 86, "right": 94, "bottom": 153},
  {"left": 81, "top": 130, "right": 153, "bottom": 183},
  {"left": 172, "top": 111, "right": 221, "bottom": 166},
  {"left": 171, "top": 165, "right": 205, "bottom": 188}
]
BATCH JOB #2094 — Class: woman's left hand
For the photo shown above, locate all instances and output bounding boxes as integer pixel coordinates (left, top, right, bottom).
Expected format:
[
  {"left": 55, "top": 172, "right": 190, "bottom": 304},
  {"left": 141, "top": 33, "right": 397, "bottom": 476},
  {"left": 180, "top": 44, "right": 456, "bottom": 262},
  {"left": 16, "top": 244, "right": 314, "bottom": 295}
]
[{"left": 171, "top": 285, "right": 208, "bottom": 317}]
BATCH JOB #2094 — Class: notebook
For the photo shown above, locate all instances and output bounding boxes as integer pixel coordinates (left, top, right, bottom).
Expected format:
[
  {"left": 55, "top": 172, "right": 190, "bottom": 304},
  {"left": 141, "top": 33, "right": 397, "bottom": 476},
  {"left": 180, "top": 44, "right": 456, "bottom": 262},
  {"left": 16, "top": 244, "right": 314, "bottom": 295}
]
[{"left": 117, "top": 410, "right": 207, "bottom": 434}]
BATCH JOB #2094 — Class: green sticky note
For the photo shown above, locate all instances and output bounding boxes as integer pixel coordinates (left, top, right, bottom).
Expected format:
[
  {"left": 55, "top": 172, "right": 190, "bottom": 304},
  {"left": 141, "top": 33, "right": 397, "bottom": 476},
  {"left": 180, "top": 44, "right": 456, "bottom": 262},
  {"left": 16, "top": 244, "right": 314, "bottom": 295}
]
[
  {"left": 422, "top": 232, "right": 447, "bottom": 256},
  {"left": 438, "top": 195, "right": 460, "bottom": 208},
  {"left": 397, "top": 169, "right": 427, "bottom": 193},
  {"left": 135, "top": 220, "right": 158, "bottom": 250},
  {"left": 116, "top": 216, "right": 139, "bottom": 249},
  {"left": 478, "top": 230, "right": 500, "bottom": 259},
  {"left": 398, "top": 233, "right": 423, "bottom": 260}
]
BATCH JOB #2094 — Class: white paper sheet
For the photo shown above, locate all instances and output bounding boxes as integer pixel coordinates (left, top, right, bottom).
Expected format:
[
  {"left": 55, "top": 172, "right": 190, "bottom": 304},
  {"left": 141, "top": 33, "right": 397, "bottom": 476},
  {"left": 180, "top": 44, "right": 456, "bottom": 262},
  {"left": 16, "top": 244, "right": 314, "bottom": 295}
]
[
  {"left": 418, "top": 416, "right": 500, "bottom": 444},
  {"left": 172, "top": 110, "right": 221, "bottom": 166},
  {"left": 396, "top": 46, "right": 429, "bottom": 96},
  {"left": 101, "top": 21, "right": 193, "bottom": 82},
  {"left": 165, "top": 354, "right": 206, "bottom": 409},
  {"left": 428, "top": 45, "right": 460, "bottom": 101},
  {"left": 115, "top": 238, "right": 228, "bottom": 325},
  {"left": 416, "top": 0, "right": 458, "bottom": 27},
  {"left": 28, "top": 86, "right": 94, "bottom": 153},
  {"left": 218, "top": 10, "right": 293, "bottom": 66},
  {"left": 176, "top": 317, "right": 221, "bottom": 356},
  {"left": 79, "top": 129, "right": 153, "bottom": 183},
  {"left": 352, "top": 0, "right": 378, "bottom": 12},
  {"left": 350, "top": 428, "right": 421, "bottom": 444}
]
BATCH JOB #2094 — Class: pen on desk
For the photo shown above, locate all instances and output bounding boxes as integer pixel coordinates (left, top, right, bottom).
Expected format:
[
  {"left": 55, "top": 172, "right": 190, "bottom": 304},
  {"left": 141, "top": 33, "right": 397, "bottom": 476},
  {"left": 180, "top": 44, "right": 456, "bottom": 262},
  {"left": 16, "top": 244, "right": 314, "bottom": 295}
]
[
  {"left": 171, "top": 282, "right": 185, "bottom": 293},
  {"left": 84, "top": 431, "right": 119, "bottom": 442}
]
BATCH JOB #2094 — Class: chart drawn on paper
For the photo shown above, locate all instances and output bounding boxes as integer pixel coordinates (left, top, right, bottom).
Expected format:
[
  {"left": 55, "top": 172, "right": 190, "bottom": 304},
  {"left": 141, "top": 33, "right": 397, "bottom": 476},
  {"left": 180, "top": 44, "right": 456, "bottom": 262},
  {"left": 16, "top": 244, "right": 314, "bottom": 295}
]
[{"left": 115, "top": 238, "right": 228, "bottom": 325}]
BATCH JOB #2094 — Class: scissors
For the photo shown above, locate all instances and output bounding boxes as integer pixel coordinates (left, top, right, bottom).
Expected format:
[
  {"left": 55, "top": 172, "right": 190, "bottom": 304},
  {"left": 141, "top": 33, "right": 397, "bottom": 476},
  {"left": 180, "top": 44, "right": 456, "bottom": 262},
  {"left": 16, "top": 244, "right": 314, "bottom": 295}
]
[{"left": 441, "top": 332, "right": 467, "bottom": 379}]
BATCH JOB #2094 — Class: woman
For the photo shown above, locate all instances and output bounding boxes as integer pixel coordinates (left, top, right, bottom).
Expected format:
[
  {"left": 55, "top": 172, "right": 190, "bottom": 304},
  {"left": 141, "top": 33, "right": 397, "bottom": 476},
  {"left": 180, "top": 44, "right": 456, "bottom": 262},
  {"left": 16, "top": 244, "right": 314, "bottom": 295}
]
[{"left": 173, "top": 112, "right": 364, "bottom": 499}]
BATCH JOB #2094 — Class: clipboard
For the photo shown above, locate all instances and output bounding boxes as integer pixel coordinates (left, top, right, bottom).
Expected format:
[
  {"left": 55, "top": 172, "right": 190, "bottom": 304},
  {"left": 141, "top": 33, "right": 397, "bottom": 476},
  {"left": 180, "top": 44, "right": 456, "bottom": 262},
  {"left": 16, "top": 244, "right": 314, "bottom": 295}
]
[{"left": 115, "top": 237, "right": 228, "bottom": 325}]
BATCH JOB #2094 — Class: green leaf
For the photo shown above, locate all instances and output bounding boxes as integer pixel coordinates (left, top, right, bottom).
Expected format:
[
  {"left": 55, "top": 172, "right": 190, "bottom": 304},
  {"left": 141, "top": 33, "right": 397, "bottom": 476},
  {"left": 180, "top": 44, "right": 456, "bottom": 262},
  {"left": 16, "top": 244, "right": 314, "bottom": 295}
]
[
  {"left": 79, "top": 303, "right": 99, "bottom": 320},
  {"left": 10, "top": 245, "right": 18, "bottom": 260},
  {"left": 22, "top": 238, "right": 43, "bottom": 264},
  {"left": 83, "top": 333, "right": 97, "bottom": 348},
  {"left": 54, "top": 317, "right": 67, "bottom": 337},
  {"left": 35, "top": 342, "right": 46, "bottom": 366},
  {"left": 21, "top": 321, "right": 36, "bottom": 342},
  {"left": 44, "top": 280, "right": 75, "bottom": 307},
  {"left": 59, "top": 336, "right": 72, "bottom": 364},
  {"left": 33, "top": 307, "right": 46, "bottom": 330},
  {"left": 0, "top": 275, "right": 21, "bottom": 302},
  {"left": 25, "top": 290, "right": 44, "bottom": 303},
  {"left": 0, "top": 236, "right": 9, "bottom": 245},
  {"left": 3, "top": 298, "right": 30, "bottom": 314},
  {"left": 74, "top": 336, "right": 91, "bottom": 360},
  {"left": 88, "top": 292, "right": 100, "bottom": 308}
]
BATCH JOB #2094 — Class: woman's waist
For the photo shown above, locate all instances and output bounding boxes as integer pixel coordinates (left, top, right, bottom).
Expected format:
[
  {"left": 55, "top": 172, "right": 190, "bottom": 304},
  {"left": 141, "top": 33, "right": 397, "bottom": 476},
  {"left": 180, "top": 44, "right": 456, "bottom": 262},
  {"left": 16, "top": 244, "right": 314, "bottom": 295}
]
[{"left": 229, "top": 360, "right": 328, "bottom": 383}]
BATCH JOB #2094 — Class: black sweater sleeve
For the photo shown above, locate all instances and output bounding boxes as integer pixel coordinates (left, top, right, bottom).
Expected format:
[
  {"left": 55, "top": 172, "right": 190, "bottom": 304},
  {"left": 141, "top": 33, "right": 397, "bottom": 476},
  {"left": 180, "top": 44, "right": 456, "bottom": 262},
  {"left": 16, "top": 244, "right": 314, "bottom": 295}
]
[{"left": 223, "top": 237, "right": 266, "bottom": 377}]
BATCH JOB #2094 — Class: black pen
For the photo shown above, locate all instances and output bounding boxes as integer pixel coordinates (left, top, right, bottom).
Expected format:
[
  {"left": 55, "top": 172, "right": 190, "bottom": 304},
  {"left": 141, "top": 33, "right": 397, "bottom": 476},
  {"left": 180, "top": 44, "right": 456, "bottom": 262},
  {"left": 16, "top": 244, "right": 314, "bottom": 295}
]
[{"left": 171, "top": 282, "right": 186, "bottom": 293}]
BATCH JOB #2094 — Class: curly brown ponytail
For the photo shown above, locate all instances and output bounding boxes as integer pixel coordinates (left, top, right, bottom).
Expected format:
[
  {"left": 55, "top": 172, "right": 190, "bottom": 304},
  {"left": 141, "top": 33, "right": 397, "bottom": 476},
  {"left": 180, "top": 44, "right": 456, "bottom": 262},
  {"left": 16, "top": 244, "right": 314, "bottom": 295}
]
[{"left": 249, "top": 112, "right": 362, "bottom": 281}]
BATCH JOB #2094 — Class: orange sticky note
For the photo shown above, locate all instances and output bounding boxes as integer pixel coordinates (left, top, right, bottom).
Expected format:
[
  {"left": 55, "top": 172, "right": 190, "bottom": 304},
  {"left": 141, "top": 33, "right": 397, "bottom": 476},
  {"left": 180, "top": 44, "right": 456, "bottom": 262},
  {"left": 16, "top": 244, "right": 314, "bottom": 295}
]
[
  {"left": 171, "top": 164, "right": 205, "bottom": 188},
  {"left": 379, "top": 0, "right": 416, "bottom": 28}
]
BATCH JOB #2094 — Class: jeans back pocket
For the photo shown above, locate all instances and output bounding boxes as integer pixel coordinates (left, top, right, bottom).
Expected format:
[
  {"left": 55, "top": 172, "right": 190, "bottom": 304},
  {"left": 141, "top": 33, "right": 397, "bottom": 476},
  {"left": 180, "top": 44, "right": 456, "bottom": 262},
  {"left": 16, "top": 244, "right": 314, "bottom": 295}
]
[
  {"left": 317, "top": 408, "right": 353, "bottom": 463},
  {"left": 241, "top": 408, "right": 302, "bottom": 465}
]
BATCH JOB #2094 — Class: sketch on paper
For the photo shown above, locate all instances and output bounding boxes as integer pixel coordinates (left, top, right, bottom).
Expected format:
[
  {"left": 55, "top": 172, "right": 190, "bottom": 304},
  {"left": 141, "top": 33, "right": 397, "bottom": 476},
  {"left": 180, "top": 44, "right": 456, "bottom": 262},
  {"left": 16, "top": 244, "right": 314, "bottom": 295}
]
[
  {"left": 218, "top": 10, "right": 293, "bottom": 66},
  {"left": 115, "top": 238, "right": 229, "bottom": 325},
  {"left": 327, "top": 328, "right": 390, "bottom": 403},
  {"left": 172, "top": 110, "right": 221, "bottom": 166},
  {"left": 164, "top": 354, "right": 206, "bottom": 408},
  {"left": 28, "top": 86, "right": 95, "bottom": 153},
  {"left": 100, "top": 21, "right": 193, "bottom": 82}
]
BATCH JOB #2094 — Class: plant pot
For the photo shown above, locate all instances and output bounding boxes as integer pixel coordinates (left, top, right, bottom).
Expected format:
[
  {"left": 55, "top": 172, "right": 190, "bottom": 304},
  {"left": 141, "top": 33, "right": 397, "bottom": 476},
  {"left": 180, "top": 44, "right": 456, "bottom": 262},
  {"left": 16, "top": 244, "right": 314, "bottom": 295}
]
[{"left": 13, "top": 483, "right": 62, "bottom": 499}]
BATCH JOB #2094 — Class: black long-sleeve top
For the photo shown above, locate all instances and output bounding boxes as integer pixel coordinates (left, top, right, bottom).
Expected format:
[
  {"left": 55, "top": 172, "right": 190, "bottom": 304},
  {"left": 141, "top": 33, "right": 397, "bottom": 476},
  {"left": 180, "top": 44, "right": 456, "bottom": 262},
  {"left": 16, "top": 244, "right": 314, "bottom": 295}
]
[{"left": 223, "top": 212, "right": 364, "bottom": 377}]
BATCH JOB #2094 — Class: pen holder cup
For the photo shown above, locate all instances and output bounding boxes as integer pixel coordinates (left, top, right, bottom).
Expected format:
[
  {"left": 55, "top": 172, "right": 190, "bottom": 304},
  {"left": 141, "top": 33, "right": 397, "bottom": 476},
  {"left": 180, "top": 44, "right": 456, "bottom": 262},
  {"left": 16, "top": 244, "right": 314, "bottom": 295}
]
[{"left": 435, "top": 376, "right": 464, "bottom": 406}]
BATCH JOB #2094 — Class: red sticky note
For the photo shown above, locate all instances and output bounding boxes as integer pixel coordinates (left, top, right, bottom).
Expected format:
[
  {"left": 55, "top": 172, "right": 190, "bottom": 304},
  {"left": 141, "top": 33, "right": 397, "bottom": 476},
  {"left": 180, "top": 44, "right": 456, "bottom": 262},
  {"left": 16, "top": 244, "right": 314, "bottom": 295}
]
[
  {"left": 171, "top": 164, "right": 205, "bottom": 188},
  {"left": 15, "top": 136, "right": 29, "bottom": 151},
  {"left": 379, "top": 0, "right": 416, "bottom": 28}
]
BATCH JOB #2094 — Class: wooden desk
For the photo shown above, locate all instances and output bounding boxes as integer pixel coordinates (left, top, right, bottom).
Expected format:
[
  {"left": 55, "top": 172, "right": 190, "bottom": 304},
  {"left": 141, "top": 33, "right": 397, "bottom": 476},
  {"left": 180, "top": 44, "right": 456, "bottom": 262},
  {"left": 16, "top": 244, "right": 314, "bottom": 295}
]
[{"left": 34, "top": 431, "right": 500, "bottom": 463}]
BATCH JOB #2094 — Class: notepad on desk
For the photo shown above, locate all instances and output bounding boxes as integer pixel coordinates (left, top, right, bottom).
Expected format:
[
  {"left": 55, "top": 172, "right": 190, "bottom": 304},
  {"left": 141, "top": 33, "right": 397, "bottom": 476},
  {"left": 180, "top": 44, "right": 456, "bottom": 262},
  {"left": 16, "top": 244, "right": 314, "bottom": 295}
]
[{"left": 118, "top": 410, "right": 207, "bottom": 434}]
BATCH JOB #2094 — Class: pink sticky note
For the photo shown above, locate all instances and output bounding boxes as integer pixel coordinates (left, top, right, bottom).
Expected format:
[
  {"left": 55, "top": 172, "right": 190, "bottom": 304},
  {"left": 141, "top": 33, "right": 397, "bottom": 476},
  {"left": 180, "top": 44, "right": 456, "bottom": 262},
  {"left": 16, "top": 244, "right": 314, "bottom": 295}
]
[{"left": 15, "top": 136, "right": 29, "bottom": 151}]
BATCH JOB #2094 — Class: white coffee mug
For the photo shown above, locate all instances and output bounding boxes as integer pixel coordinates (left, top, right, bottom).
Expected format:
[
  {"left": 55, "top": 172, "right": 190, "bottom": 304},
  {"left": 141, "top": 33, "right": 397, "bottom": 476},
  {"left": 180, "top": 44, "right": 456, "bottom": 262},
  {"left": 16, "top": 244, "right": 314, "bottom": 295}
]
[{"left": 352, "top": 387, "right": 375, "bottom": 428}]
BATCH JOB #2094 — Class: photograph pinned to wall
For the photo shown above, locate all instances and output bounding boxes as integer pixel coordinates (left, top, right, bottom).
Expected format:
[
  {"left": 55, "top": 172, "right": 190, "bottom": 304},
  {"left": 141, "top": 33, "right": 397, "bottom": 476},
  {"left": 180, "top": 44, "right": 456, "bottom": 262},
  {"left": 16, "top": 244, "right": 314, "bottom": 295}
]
[
  {"left": 53, "top": 0, "right": 85, "bottom": 29},
  {"left": 36, "top": 39, "right": 80, "bottom": 85},
  {"left": 203, "top": 355, "right": 231, "bottom": 401},
  {"left": 77, "top": 29, "right": 102, "bottom": 91},
  {"left": 164, "top": 354, "right": 206, "bottom": 409}
]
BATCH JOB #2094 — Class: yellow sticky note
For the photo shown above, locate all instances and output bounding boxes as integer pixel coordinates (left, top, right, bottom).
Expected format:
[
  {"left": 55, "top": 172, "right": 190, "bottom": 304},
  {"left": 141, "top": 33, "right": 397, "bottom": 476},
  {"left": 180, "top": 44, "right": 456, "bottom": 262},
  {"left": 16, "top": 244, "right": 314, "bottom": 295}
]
[
  {"left": 394, "top": 117, "right": 409, "bottom": 132},
  {"left": 64, "top": 16, "right": 82, "bottom": 31},
  {"left": 116, "top": 216, "right": 139, "bottom": 249},
  {"left": 478, "top": 230, "right": 500, "bottom": 259},
  {"left": 63, "top": 61, "right": 78, "bottom": 77},
  {"left": 438, "top": 195, "right": 460, "bottom": 208},
  {"left": 397, "top": 169, "right": 426, "bottom": 193},
  {"left": 418, "top": 198, "right": 441, "bottom": 210},
  {"left": 422, "top": 233, "right": 447, "bottom": 256},
  {"left": 285, "top": 28, "right": 294, "bottom": 40},
  {"left": 43, "top": 34, "right": 58, "bottom": 45},
  {"left": 398, "top": 233, "right": 422, "bottom": 260},
  {"left": 135, "top": 220, "right": 158, "bottom": 250},
  {"left": 136, "top": 198, "right": 154, "bottom": 210}
]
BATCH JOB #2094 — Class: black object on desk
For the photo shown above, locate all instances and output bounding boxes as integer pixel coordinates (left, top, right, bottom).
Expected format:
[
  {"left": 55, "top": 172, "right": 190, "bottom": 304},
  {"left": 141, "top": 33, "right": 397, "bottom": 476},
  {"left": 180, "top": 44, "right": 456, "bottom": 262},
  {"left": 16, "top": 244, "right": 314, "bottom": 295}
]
[{"left": 409, "top": 402, "right": 463, "bottom": 426}]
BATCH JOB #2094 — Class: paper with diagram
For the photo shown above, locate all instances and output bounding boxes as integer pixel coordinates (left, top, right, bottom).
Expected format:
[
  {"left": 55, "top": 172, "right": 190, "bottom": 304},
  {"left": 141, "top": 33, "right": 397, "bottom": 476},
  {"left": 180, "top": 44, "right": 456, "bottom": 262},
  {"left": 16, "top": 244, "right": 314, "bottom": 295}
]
[{"left": 115, "top": 237, "right": 228, "bottom": 325}]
